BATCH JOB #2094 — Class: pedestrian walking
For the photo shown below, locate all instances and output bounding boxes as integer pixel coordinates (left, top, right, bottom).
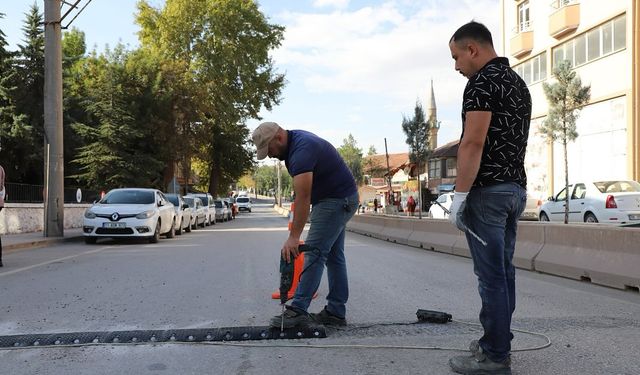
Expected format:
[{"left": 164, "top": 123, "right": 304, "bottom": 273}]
[
  {"left": 407, "top": 195, "right": 416, "bottom": 216},
  {"left": 252, "top": 122, "right": 359, "bottom": 328},
  {"left": 446, "top": 21, "right": 531, "bottom": 375},
  {"left": 373, "top": 198, "right": 378, "bottom": 213}
]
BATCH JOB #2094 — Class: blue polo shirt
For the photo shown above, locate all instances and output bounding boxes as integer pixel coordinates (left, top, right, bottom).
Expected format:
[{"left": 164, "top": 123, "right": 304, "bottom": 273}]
[{"left": 284, "top": 130, "right": 357, "bottom": 205}]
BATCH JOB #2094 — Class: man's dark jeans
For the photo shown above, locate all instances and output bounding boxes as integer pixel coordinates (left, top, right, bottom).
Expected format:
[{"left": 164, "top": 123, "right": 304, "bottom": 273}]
[{"left": 463, "top": 182, "right": 527, "bottom": 363}]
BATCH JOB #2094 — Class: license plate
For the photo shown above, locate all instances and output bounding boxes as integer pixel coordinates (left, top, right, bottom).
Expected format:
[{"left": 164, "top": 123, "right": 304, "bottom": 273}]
[
  {"left": 629, "top": 214, "right": 640, "bottom": 220},
  {"left": 103, "top": 222, "right": 126, "bottom": 228}
]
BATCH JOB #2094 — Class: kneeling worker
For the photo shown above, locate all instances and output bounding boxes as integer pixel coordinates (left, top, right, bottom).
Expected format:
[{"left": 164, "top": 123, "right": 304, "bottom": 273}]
[{"left": 252, "top": 122, "right": 359, "bottom": 328}]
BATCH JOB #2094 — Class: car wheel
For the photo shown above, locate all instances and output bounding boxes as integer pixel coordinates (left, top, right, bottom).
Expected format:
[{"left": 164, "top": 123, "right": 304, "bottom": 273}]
[
  {"left": 584, "top": 212, "right": 598, "bottom": 223},
  {"left": 540, "top": 212, "right": 549, "bottom": 221},
  {"left": 176, "top": 219, "right": 183, "bottom": 235},
  {"left": 150, "top": 221, "right": 160, "bottom": 243},
  {"left": 166, "top": 219, "right": 176, "bottom": 238},
  {"left": 85, "top": 236, "right": 97, "bottom": 244},
  {"left": 248, "top": 209, "right": 251, "bottom": 213},
  {"left": 185, "top": 219, "right": 192, "bottom": 233}
]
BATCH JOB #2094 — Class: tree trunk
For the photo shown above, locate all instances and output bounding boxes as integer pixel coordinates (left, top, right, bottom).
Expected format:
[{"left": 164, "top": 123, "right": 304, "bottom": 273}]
[
  {"left": 563, "top": 135, "right": 569, "bottom": 225},
  {"left": 208, "top": 163, "right": 219, "bottom": 198}
]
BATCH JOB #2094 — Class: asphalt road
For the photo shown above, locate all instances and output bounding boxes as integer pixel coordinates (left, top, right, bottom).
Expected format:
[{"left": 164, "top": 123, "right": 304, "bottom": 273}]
[{"left": 1, "top": 199, "right": 639, "bottom": 375}]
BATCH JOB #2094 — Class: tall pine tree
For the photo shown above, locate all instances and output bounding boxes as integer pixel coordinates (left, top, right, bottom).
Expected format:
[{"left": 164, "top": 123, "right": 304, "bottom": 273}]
[{"left": 12, "top": 3, "right": 45, "bottom": 184}]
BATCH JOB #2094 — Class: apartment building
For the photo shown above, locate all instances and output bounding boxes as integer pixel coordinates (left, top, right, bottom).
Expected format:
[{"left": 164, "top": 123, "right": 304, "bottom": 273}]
[{"left": 500, "top": 0, "right": 639, "bottom": 198}]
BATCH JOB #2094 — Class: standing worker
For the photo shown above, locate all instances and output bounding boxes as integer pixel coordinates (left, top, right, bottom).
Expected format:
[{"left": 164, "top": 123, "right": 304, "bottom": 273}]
[
  {"left": 446, "top": 21, "right": 530, "bottom": 375},
  {"left": 0, "top": 164, "right": 5, "bottom": 267},
  {"left": 252, "top": 122, "right": 359, "bottom": 328}
]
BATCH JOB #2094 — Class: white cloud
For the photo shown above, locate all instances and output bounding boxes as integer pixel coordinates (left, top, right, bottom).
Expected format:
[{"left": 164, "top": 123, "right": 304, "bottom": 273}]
[
  {"left": 272, "top": 0, "right": 500, "bottom": 127},
  {"left": 312, "top": 0, "right": 350, "bottom": 9}
]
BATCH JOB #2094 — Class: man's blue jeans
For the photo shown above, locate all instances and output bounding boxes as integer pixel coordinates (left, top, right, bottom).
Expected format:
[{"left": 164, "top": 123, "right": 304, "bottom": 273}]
[
  {"left": 291, "top": 192, "right": 359, "bottom": 318},
  {"left": 462, "top": 182, "right": 527, "bottom": 363}
]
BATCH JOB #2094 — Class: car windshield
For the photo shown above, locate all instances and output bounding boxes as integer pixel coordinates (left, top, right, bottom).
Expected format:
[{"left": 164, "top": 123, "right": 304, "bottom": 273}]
[
  {"left": 100, "top": 190, "right": 154, "bottom": 204},
  {"left": 237, "top": 197, "right": 249, "bottom": 203},
  {"left": 593, "top": 181, "right": 640, "bottom": 193},
  {"left": 183, "top": 197, "right": 195, "bottom": 207},
  {"left": 166, "top": 195, "right": 179, "bottom": 206},
  {"left": 214, "top": 200, "right": 223, "bottom": 208}
]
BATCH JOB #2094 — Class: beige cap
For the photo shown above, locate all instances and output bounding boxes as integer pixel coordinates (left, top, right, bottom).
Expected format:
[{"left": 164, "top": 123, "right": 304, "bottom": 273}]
[{"left": 252, "top": 122, "right": 280, "bottom": 160}]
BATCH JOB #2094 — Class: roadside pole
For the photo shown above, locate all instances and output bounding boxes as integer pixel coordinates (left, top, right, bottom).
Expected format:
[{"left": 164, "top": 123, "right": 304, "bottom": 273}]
[{"left": 43, "top": 0, "right": 64, "bottom": 237}]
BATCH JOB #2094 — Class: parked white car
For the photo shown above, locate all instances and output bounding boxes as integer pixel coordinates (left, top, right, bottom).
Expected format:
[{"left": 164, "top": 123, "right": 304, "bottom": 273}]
[
  {"left": 83, "top": 188, "right": 176, "bottom": 244},
  {"left": 183, "top": 196, "right": 206, "bottom": 229},
  {"left": 428, "top": 192, "right": 454, "bottom": 219},
  {"left": 213, "top": 199, "right": 229, "bottom": 222},
  {"left": 236, "top": 196, "right": 252, "bottom": 212},
  {"left": 186, "top": 193, "right": 215, "bottom": 226},
  {"left": 538, "top": 180, "right": 640, "bottom": 224},
  {"left": 166, "top": 193, "right": 191, "bottom": 235}
]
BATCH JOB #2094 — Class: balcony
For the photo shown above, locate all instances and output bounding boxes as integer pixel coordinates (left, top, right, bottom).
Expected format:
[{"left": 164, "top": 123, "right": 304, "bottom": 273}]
[
  {"left": 549, "top": 2, "right": 580, "bottom": 39},
  {"left": 510, "top": 30, "right": 534, "bottom": 58}
]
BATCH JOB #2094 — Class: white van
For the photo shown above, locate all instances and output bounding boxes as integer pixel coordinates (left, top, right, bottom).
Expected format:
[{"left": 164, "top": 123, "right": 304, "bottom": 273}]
[{"left": 236, "top": 196, "right": 252, "bottom": 212}]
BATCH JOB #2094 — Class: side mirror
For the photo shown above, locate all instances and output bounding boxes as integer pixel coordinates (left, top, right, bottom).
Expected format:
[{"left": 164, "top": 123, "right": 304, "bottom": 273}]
[
  {"left": 158, "top": 200, "right": 163, "bottom": 207},
  {"left": 547, "top": 196, "right": 554, "bottom": 202},
  {"left": 183, "top": 204, "right": 189, "bottom": 210}
]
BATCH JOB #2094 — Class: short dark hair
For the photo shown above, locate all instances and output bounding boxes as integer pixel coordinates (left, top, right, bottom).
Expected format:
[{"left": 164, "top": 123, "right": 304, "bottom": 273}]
[{"left": 450, "top": 21, "right": 493, "bottom": 47}]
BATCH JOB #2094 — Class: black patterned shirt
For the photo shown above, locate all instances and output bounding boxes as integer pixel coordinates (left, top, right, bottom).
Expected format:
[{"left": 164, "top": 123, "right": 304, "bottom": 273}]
[{"left": 461, "top": 57, "right": 531, "bottom": 189}]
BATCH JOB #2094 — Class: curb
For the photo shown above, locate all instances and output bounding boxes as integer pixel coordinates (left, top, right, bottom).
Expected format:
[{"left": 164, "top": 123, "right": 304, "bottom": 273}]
[{"left": 4, "top": 235, "right": 85, "bottom": 253}]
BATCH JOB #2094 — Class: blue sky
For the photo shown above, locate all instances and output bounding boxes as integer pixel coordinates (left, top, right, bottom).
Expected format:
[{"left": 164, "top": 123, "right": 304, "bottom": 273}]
[{"left": 1, "top": 0, "right": 500, "bottom": 154}]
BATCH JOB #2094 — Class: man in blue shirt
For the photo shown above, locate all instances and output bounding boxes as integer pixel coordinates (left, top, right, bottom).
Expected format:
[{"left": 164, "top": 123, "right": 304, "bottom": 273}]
[{"left": 252, "top": 122, "right": 359, "bottom": 328}]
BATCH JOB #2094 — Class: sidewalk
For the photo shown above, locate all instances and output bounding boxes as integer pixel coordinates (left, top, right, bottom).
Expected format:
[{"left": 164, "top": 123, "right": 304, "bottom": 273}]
[{"left": 3, "top": 228, "right": 84, "bottom": 252}]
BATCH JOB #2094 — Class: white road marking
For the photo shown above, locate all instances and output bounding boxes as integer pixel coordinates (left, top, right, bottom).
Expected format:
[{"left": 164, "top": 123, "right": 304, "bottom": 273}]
[{"left": 0, "top": 246, "right": 115, "bottom": 277}]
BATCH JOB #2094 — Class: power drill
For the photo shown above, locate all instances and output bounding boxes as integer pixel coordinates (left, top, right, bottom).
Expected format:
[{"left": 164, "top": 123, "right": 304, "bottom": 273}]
[{"left": 278, "top": 244, "right": 311, "bottom": 330}]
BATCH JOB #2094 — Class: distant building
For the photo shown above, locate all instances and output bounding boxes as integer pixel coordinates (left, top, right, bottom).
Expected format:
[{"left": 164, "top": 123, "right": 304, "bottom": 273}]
[
  {"left": 500, "top": 0, "right": 640, "bottom": 198},
  {"left": 427, "top": 140, "right": 458, "bottom": 195}
]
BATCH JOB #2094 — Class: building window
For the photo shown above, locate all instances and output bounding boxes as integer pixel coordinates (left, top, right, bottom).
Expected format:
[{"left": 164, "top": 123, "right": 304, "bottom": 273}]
[
  {"left": 445, "top": 158, "right": 457, "bottom": 178},
  {"left": 518, "top": 1, "right": 530, "bottom": 32},
  {"left": 428, "top": 159, "right": 441, "bottom": 179},
  {"left": 552, "top": 14, "right": 626, "bottom": 69},
  {"left": 514, "top": 51, "right": 547, "bottom": 86}
]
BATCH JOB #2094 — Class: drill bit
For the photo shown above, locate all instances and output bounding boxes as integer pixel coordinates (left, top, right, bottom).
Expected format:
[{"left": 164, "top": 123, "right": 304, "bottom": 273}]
[{"left": 280, "top": 304, "right": 285, "bottom": 332}]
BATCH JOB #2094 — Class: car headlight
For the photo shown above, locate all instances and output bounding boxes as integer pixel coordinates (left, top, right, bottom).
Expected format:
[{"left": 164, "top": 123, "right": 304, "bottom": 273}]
[
  {"left": 84, "top": 210, "right": 96, "bottom": 219},
  {"left": 136, "top": 210, "right": 155, "bottom": 219}
]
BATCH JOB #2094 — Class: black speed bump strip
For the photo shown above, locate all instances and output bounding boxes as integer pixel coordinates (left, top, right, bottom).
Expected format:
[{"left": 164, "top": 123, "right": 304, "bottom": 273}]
[{"left": 0, "top": 325, "right": 327, "bottom": 349}]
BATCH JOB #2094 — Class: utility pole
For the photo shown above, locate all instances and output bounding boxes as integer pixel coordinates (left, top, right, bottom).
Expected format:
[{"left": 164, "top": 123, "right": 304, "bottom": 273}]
[
  {"left": 384, "top": 138, "right": 393, "bottom": 208},
  {"left": 43, "top": 0, "right": 64, "bottom": 237}
]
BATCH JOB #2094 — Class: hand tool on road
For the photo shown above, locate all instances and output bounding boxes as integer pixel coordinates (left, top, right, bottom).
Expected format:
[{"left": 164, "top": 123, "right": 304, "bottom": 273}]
[
  {"left": 279, "top": 244, "right": 310, "bottom": 332},
  {"left": 432, "top": 200, "right": 488, "bottom": 246}
]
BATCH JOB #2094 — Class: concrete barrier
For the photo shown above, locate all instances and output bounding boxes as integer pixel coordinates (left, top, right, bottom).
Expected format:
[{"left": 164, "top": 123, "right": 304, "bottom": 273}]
[
  {"left": 535, "top": 224, "right": 640, "bottom": 291},
  {"left": 513, "top": 221, "right": 545, "bottom": 271},
  {"left": 379, "top": 217, "right": 414, "bottom": 245},
  {"left": 346, "top": 214, "right": 386, "bottom": 239},
  {"left": 407, "top": 219, "right": 461, "bottom": 255}
]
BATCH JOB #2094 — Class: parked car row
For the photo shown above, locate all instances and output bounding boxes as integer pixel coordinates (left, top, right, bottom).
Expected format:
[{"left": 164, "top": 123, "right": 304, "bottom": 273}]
[
  {"left": 427, "top": 192, "right": 541, "bottom": 221},
  {"left": 82, "top": 188, "right": 240, "bottom": 244},
  {"left": 425, "top": 180, "right": 640, "bottom": 226}
]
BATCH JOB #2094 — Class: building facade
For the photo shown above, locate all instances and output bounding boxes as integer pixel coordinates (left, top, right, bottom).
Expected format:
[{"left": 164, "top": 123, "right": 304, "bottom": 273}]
[{"left": 500, "top": 0, "right": 639, "bottom": 199}]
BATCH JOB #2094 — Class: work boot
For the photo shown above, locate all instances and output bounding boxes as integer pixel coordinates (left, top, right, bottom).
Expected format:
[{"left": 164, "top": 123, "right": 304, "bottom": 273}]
[
  {"left": 449, "top": 340, "right": 512, "bottom": 374},
  {"left": 269, "top": 305, "right": 312, "bottom": 329},
  {"left": 310, "top": 306, "right": 346, "bottom": 326}
]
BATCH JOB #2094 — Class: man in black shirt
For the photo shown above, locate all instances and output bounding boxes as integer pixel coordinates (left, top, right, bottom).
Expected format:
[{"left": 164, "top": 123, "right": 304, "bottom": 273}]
[{"left": 447, "top": 21, "right": 531, "bottom": 375}]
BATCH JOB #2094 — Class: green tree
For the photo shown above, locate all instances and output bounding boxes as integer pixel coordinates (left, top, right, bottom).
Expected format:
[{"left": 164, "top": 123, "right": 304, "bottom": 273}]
[
  {"left": 135, "top": 0, "right": 286, "bottom": 197},
  {"left": 367, "top": 145, "right": 377, "bottom": 156},
  {"left": 0, "top": 12, "right": 31, "bottom": 178},
  {"left": 11, "top": 3, "right": 45, "bottom": 184},
  {"left": 337, "top": 134, "right": 363, "bottom": 185},
  {"left": 402, "top": 100, "right": 432, "bottom": 215},
  {"left": 61, "top": 28, "right": 88, "bottom": 185},
  {"left": 71, "top": 46, "right": 164, "bottom": 189},
  {"left": 540, "top": 61, "right": 591, "bottom": 224}
]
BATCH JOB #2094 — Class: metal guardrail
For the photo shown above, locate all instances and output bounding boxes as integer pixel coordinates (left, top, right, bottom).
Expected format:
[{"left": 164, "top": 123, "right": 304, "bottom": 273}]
[{"left": 4, "top": 183, "right": 100, "bottom": 204}]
